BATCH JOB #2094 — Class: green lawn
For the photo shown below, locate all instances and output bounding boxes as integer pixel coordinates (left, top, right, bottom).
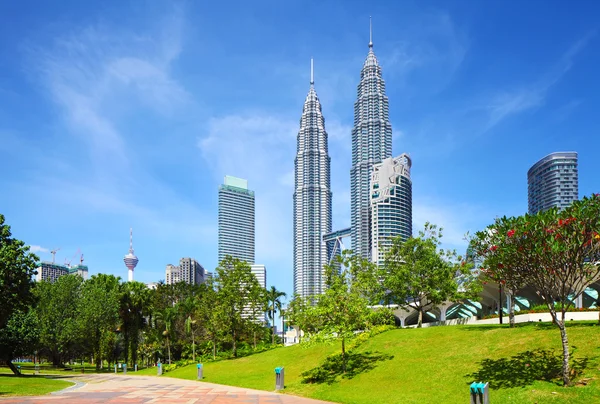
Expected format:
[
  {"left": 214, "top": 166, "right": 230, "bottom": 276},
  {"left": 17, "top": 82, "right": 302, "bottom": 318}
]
[
  {"left": 158, "top": 322, "right": 600, "bottom": 403},
  {"left": 0, "top": 374, "right": 73, "bottom": 396}
]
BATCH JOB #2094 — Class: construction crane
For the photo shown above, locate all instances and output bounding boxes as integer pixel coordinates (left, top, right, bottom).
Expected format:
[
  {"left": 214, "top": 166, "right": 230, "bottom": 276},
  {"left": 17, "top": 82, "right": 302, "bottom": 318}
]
[
  {"left": 65, "top": 248, "right": 81, "bottom": 268},
  {"left": 50, "top": 248, "right": 60, "bottom": 264}
]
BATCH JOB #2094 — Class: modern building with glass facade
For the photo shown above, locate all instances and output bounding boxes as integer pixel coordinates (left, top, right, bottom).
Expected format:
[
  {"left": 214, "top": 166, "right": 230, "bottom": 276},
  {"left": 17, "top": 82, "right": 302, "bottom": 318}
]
[
  {"left": 370, "top": 154, "right": 412, "bottom": 266},
  {"left": 293, "top": 59, "right": 333, "bottom": 299},
  {"left": 350, "top": 27, "right": 393, "bottom": 261},
  {"left": 165, "top": 257, "right": 205, "bottom": 285},
  {"left": 249, "top": 264, "right": 267, "bottom": 323},
  {"left": 527, "top": 152, "right": 578, "bottom": 214},
  {"left": 218, "top": 175, "right": 255, "bottom": 264}
]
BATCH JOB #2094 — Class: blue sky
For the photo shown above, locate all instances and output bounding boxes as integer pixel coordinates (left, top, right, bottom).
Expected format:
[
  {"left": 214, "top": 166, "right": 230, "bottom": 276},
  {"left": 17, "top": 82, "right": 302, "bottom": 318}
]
[{"left": 1, "top": 0, "right": 599, "bottom": 299}]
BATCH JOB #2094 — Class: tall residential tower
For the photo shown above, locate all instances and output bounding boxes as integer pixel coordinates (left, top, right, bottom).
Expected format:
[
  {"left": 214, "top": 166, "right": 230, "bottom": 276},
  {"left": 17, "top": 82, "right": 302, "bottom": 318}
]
[
  {"left": 370, "top": 154, "right": 412, "bottom": 266},
  {"left": 293, "top": 59, "right": 333, "bottom": 298},
  {"left": 218, "top": 176, "right": 255, "bottom": 264},
  {"left": 350, "top": 20, "right": 393, "bottom": 260},
  {"left": 528, "top": 152, "right": 578, "bottom": 214}
]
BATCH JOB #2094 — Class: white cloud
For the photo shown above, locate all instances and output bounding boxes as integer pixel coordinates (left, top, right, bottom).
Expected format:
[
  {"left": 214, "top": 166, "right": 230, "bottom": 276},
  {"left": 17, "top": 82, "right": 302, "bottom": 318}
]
[
  {"left": 482, "top": 31, "right": 596, "bottom": 130},
  {"left": 198, "top": 113, "right": 352, "bottom": 263},
  {"left": 28, "top": 245, "right": 49, "bottom": 254},
  {"left": 198, "top": 114, "right": 297, "bottom": 263}
]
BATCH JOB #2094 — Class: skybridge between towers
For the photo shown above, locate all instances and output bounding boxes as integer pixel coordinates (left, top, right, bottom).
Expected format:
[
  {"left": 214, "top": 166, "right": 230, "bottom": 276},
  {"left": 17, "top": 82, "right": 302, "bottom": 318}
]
[{"left": 322, "top": 227, "right": 352, "bottom": 265}]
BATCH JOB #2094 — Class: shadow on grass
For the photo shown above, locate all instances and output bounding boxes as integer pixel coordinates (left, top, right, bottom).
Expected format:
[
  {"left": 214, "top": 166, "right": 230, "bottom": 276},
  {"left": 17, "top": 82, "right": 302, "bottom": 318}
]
[
  {"left": 301, "top": 351, "right": 394, "bottom": 385},
  {"left": 466, "top": 348, "right": 589, "bottom": 389}
]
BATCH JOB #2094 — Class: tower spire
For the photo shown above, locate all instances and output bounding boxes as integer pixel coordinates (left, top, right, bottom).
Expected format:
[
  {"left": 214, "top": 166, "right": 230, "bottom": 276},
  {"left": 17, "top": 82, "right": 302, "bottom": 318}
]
[
  {"left": 129, "top": 227, "right": 134, "bottom": 253},
  {"left": 310, "top": 58, "right": 314, "bottom": 85},
  {"left": 369, "top": 16, "right": 373, "bottom": 48}
]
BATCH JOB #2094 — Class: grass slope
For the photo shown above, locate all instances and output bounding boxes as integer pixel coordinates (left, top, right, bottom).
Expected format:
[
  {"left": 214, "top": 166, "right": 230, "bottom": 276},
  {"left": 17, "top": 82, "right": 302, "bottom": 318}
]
[
  {"left": 161, "top": 323, "right": 600, "bottom": 403},
  {"left": 0, "top": 375, "right": 73, "bottom": 396}
]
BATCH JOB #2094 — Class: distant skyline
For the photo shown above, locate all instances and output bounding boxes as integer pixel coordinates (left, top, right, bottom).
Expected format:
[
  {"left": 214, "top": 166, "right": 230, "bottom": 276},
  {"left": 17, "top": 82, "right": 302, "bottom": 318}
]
[{"left": 1, "top": 1, "right": 599, "bottom": 300}]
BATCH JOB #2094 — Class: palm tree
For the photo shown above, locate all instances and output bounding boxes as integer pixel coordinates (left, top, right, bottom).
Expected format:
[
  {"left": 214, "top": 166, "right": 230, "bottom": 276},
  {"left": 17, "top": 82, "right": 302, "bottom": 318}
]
[
  {"left": 155, "top": 307, "right": 176, "bottom": 364},
  {"left": 266, "top": 286, "right": 287, "bottom": 345},
  {"left": 177, "top": 296, "right": 199, "bottom": 362}
]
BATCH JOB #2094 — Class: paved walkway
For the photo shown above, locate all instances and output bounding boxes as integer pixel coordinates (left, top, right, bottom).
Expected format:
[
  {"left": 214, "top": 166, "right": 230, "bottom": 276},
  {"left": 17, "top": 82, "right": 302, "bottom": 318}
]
[{"left": 0, "top": 374, "right": 335, "bottom": 404}]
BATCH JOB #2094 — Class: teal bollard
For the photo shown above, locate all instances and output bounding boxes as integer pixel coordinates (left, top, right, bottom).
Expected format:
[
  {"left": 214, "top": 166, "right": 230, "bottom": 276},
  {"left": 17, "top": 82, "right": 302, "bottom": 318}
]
[
  {"left": 157, "top": 362, "right": 162, "bottom": 376},
  {"left": 469, "top": 381, "right": 489, "bottom": 404},
  {"left": 275, "top": 367, "right": 285, "bottom": 391},
  {"left": 197, "top": 363, "right": 203, "bottom": 380}
]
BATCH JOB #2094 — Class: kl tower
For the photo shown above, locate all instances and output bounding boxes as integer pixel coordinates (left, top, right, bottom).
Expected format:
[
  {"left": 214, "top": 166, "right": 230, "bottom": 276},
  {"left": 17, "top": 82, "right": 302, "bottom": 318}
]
[{"left": 123, "top": 228, "right": 139, "bottom": 282}]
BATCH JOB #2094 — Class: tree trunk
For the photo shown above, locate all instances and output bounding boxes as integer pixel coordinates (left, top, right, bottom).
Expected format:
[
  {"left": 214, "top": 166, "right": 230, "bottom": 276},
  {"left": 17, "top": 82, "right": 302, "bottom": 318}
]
[
  {"left": 192, "top": 331, "right": 196, "bottom": 362},
  {"left": 341, "top": 337, "right": 346, "bottom": 373},
  {"left": 417, "top": 309, "right": 423, "bottom": 328},
  {"left": 253, "top": 331, "right": 257, "bottom": 350},
  {"left": 232, "top": 330, "right": 237, "bottom": 357},
  {"left": 557, "top": 319, "right": 571, "bottom": 386},
  {"left": 167, "top": 336, "right": 171, "bottom": 365},
  {"left": 272, "top": 302, "right": 276, "bottom": 345},
  {"left": 5, "top": 360, "right": 21, "bottom": 376},
  {"left": 212, "top": 340, "right": 216, "bottom": 360},
  {"left": 508, "top": 293, "right": 515, "bottom": 328}
]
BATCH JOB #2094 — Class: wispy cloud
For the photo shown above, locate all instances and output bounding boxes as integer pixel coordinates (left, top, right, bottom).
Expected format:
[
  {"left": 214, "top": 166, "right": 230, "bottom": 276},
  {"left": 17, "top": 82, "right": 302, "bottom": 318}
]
[
  {"left": 28, "top": 245, "right": 49, "bottom": 254},
  {"left": 198, "top": 112, "right": 352, "bottom": 263},
  {"left": 383, "top": 10, "right": 469, "bottom": 93},
  {"left": 483, "top": 31, "right": 596, "bottom": 130}
]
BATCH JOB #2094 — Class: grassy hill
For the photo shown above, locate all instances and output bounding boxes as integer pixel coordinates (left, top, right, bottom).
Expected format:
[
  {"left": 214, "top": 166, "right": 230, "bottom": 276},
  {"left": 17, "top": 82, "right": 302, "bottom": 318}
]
[{"left": 153, "top": 322, "right": 600, "bottom": 403}]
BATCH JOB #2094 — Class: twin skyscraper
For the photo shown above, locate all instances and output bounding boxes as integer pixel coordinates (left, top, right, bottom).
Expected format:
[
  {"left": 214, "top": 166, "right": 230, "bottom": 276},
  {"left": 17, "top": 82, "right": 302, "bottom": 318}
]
[{"left": 293, "top": 21, "right": 413, "bottom": 299}]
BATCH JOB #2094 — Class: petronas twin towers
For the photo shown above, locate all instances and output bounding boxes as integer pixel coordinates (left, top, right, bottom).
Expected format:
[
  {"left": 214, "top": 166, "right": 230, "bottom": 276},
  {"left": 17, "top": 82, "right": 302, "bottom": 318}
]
[{"left": 293, "top": 22, "right": 411, "bottom": 298}]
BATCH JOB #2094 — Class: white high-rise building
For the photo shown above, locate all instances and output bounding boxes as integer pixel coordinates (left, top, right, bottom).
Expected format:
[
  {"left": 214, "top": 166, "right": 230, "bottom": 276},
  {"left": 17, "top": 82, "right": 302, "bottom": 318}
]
[
  {"left": 165, "top": 258, "right": 205, "bottom": 285},
  {"left": 249, "top": 264, "right": 267, "bottom": 323},
  {"left": 370, "top": 154, "right": 412, "bottom": 266},
  {"left": 350, "top": 20, "right": 393, "bottom": 261},
  {"left": 218, "top": 176, "right": 255, "bottom": 264},
  {"left": 293, "top": 59, "right": 332, "bottom": 299}
]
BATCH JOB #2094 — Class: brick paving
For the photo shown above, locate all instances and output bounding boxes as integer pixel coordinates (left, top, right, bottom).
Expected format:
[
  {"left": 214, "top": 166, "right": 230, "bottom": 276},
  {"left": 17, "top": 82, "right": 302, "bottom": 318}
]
[{"left": 0, "top": 374, "right": 335, "bottom": 404}]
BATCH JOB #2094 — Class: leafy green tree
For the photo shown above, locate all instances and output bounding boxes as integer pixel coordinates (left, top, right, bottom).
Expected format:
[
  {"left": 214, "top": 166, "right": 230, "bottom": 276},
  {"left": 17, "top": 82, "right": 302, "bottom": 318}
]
[
  {"left": 155, "top": 306, "right": 176, "bottom": 364},
  {"left": 34, "top": 276, "right": 83, "bottom": 366},
  {"left": 286, "top": 294, "right": 312, "bottom": 343},
  {"left": 471, "top": 194, "right": 600, "bottom": 386},
  {"left": 0, "top": 214, "right": 39, "bottom": 374},
  {"left": 79, "top": 274, "right": 121, "bottom": 370},
  {"left": 196, "top": 281, "right": 224, "bottom": 359},
  {"left": 213, "top": 256, "right": 265, "bottom": 357},
  {"left": 0, "top": 309, "right": 39, "bottom": 375},
  {"left": 383, "top": 222, "right": 479, "bottom": 327},
  {"left": 266, "top": 286, "right": 286, "bottom": 345},
  {"left": 313, "top": 251, "right": 378, "bottom": 372}
]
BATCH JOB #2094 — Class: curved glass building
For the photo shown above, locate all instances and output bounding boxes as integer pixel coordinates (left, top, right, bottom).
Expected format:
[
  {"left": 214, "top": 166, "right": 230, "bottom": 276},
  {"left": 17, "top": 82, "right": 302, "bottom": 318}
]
[
  {"left": 527, "top": 152, "right": 578, "bottom": 214},
  {"left": 370, "top": 154, "right": 412, "bottom": 266},
  {"left": 293, "top": 60, "right": 333, "bottom": 298},
  {"left": 350, "top": 26, "right": 393, "bottom": 260}
]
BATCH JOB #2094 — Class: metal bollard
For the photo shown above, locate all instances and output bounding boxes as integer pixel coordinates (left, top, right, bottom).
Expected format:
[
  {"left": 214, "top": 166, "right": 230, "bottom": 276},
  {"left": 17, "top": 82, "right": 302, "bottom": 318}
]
[
  {"left": 157, "top": 363, "right": 163, "bottom": 376},
  {"left": 197, "top": 363, "right": 203, "bottom": 380},
  {"left": 135, "top": 364, "right": 138, "bottom": 372},
  {"left": 275, "top": 367, "right": 285, "bottom": 391},
  {"left": 35, "top": 364, "right": 40, "bottom": 375},
  {"left": 470, "top": 382, "right": 489, "bottom": 404},
  {"left": 123, "top": 364, "right": 127, "bottom": 374}
]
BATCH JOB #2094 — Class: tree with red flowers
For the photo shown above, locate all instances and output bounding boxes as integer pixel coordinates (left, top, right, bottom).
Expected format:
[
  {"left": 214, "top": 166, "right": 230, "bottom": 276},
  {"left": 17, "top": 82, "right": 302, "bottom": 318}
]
[
  {"left": 471, "top": 194, "right": 600, "bottom": 386},
  {"left": 469, "top": 225, "right": 528, "bottom": 328}
]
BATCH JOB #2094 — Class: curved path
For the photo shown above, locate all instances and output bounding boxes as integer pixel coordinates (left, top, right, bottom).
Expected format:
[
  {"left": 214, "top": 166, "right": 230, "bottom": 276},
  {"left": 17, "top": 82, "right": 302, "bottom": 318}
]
[{"left": 0, "top": 374, "right": 335, "bottom": 404}]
